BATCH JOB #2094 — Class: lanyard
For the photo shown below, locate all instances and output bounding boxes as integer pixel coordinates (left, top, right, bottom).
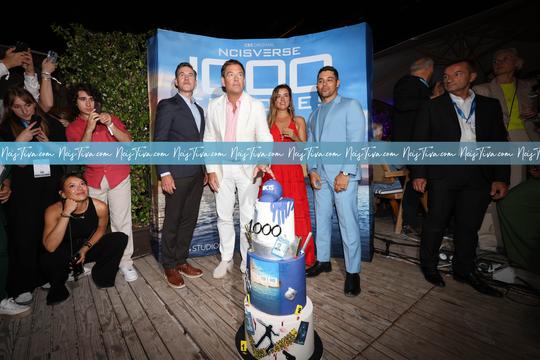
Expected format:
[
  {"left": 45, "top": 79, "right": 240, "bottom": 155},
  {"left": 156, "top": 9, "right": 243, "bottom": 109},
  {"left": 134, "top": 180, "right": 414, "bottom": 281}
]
[{"left": 453, "top": 98, "right": 476, "bottom": 124}]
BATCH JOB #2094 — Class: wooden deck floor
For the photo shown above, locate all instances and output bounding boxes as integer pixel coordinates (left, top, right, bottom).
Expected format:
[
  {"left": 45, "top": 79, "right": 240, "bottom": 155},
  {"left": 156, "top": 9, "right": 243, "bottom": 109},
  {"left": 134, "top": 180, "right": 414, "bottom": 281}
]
[{"left": 2, "top": 219, "right": 540, "bottom": 359}]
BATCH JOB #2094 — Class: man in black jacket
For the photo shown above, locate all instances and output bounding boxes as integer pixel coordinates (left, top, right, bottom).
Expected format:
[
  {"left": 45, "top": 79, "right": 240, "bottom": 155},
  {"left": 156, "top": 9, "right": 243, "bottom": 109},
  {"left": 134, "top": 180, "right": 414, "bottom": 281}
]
[
  {"left": 411, "top": 59, "right": 509, "bottom": 297},
  {"left": 392, "top": 57, "right": 443, "bottom": 233},
  {"left": 154, "top": 62, "right": 206, "bottom": 289}
]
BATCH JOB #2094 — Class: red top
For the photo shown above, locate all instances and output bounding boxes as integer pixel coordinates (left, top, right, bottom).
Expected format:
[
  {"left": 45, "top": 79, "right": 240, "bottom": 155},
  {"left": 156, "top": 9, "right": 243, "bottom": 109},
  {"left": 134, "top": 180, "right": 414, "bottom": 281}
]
[{"left": 66, "top": 115, "right": 130, "bottom": 189}]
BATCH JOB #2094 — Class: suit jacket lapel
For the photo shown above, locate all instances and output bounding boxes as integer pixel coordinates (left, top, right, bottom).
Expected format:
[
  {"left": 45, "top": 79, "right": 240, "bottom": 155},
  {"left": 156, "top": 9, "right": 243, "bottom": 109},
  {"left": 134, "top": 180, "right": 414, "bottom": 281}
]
[
  {"left": 444, "top": 94, "right": 462, "bottom": 139},
  {"left": 175, "top": 94, "right": 199, "bottom": 135}
]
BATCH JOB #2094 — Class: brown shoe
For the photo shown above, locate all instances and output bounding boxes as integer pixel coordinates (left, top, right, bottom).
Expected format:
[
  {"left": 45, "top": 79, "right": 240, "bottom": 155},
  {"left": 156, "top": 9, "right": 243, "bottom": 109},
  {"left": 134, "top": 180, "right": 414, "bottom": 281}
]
[
  {"left": 164, "top": 268, "right": 185, "bottom": 288},
  {"left": 176, "top": 263, "right": 203, "bottom": 278}
]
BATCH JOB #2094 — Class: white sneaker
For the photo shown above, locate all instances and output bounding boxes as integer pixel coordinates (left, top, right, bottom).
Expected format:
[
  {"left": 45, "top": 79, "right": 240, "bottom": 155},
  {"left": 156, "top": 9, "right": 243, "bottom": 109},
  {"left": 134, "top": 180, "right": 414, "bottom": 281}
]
[
  {"left": 14, "top": 292, "right": 33, "bottom": 305},
  {"left": 41, "top": 282, "right": 51, "bottom": 289},
  {"left": 120, "top": 266, "right": 138, "bottom": 282},
  {"left": 213, "top": 260, "right": 233, "bottom": 279},
  {"left": 0, "top": 298, "right": 31, "bottom": 317},
  {"left": 240, "top": 260, "right": 247, "bottom": 274}
]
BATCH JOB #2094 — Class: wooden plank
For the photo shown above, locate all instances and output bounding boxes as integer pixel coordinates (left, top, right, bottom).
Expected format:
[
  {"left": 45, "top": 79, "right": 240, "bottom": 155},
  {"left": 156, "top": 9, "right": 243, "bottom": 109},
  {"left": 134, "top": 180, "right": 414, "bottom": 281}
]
[
  {"left": 49, "top": 283, "right": 78, "bottom": 355},
  {"left": 395, "top": 309, "right": 510, "bottom": 360},
  {"left": 89, "top": 277, "right": 131, "bottom": 360},
  {"left": 114, "top": 270, "right": 173, "bottom": 360},
  {"left": 106, "top": 283, "right": 148, "bottom": 360},
  {"left": 368, "top": 342, "right": 409, "bottom": 360},
  {"left": 357, "top": 345, "right": 390, "bottom": 360},
  {"left": 138, "top": 257, "right": 238, "bottom": 359},
  {"left": 309, "top": 271, "right": 403, "bottom": 323},
  {"left": 411, "top": 294, "right": 540, "bottom": 358},
  {"left": 28, "top": 286, "right": 53, "bottom": 358},
  {"left": 374, "top": 325, "right": 458, "bottom": 360},
  {"left": 128, "top": 261, "right": 201, "bottom": 359},
  {"left": 71, "top": 275, "right": 107, "bottom": 359},
  {"left": 0, "top": 314, "right": 22, "bottom": 359},
  {"left": 10, "top": 299, "right": 33, "bottom": 359},
  {"left": 316, "top": 326, "right": 356, "bottom": 360}
]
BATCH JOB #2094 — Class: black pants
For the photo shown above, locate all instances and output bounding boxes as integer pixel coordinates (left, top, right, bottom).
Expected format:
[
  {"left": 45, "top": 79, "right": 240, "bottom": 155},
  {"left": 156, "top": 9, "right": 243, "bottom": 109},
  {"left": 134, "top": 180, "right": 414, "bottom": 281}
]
[
  {"left": 161, "top": 174, "right": 204, "bottom": 269},
  {"left": 420, "top": 175, "right": 491, "bottom": 276},
  {"left": 40, "top": 232, "right": 127, "bottom": 290},
  {"left": 402, "top": 180, "right": 423, "bottom": 227}
]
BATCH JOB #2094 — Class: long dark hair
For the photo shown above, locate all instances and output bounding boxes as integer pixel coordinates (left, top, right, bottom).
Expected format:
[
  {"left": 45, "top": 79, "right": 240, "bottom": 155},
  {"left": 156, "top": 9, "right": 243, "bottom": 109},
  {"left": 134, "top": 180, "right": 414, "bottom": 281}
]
[
  {"left": 268, "top": 84, "right": 295, "bottom": 129},
  {"left": 2, "top": 87, "right": 49, "bottom": 138},
  {"left": 71, "top": 84, "right": 102, "bottom": 117}
]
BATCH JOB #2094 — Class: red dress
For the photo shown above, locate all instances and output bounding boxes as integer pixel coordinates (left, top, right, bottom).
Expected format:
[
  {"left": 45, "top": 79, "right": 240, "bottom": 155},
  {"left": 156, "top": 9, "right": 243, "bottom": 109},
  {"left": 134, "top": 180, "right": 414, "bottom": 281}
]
[{"left": 263, "top": 121, "right": 315, "bottom": 266}]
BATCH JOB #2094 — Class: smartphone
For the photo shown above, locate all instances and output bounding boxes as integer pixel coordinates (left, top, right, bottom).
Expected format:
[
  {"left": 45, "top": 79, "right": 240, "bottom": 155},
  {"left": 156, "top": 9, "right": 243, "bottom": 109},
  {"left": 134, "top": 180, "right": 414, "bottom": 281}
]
[
  {"left": 47, "top": 50, "right": 58, "bottom": 64},
  {"left": 14, "top": 41, "right": 29, "bottom": 53},
  {"left": 30, "top": 114, "right": 41, "bottom": 128},
  {"left": 94, "top": 101, "right": 102, "bottom": 113}
]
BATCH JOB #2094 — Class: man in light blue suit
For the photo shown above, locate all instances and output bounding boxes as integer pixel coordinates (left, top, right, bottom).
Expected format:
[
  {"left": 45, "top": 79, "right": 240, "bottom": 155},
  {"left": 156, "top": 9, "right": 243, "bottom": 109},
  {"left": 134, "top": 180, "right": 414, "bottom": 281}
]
[{"left": 306, "top": 66, "right": 365, "bottom": 297}]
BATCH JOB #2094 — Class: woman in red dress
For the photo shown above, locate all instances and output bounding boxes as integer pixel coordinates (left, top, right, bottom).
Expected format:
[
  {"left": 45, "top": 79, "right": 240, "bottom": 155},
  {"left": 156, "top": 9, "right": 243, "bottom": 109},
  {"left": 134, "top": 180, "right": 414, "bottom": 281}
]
[{"left": 264, "top": 84, "right": 315, "bottom": 269}]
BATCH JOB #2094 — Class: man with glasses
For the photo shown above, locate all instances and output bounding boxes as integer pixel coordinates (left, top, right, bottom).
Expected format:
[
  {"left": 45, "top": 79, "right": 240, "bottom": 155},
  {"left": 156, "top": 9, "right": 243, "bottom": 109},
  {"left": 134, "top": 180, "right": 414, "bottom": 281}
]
[
  {"left": 204, "top": 59, "right": 273, "bottom": 278},
  {"left": 154, "top": 62, "right": 206, "bottom": 288}
]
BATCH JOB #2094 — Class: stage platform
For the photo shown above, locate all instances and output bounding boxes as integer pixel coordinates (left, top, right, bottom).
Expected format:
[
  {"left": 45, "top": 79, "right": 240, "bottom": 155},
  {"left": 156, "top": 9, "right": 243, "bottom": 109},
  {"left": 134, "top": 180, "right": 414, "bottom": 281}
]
[{"left": 1, "top": 219, "right": 539, "bottom": 359}]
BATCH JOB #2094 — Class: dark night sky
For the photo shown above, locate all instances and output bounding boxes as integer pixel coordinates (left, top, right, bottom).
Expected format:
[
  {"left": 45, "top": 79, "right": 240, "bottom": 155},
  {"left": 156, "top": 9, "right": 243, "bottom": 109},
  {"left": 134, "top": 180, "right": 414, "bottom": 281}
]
[{"left": 1, "top": 1, "right": 510, "bottom": 55}]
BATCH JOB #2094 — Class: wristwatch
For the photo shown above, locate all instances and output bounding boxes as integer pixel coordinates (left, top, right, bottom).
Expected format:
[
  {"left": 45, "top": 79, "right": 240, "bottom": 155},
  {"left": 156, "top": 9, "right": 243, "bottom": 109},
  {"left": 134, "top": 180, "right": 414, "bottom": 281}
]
[{"left": 341, "top": 171, "right": 349, "bottom": 176}]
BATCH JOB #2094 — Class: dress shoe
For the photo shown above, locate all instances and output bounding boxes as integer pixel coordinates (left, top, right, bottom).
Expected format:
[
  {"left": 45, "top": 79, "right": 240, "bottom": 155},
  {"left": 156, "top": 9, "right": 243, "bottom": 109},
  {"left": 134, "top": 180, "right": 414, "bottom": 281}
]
[
  {"left": 164, "top": 268, "right": 185, "bottom": 289},
  {"left": 453, "top": 272, "right": 502, "bottom": 297},
  {"left": 176, "top": 263, "right": 203, "bottom": 278},
  {"left": 213, "top": 260, "right": 233, "bottom": 279},
  {"left": 344, "top": 272, "right": 361, "bottom": 297},
  {"left": 421, "top": 268, "right": 446, "bottom": 287},
  {"left": 306, "top": 261, "right": 332, "bottom": 277}
]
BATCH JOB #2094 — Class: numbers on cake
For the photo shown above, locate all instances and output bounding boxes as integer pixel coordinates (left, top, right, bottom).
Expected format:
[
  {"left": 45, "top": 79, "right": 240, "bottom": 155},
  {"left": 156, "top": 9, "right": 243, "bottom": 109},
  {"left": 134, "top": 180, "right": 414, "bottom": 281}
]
[{"left": 248, "top": 220, "right": 282, "bottom": 237}]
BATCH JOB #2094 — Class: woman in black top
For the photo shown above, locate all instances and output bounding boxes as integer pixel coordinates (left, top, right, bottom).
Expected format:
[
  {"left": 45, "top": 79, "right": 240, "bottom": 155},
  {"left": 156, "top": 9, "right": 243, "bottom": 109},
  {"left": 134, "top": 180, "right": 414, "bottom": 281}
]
[
  {"left": 1, "top": 87, "right": 66, "bottom": 304},
  {"left": 42, "top": 173, "right": 127, "bottom": 305}
]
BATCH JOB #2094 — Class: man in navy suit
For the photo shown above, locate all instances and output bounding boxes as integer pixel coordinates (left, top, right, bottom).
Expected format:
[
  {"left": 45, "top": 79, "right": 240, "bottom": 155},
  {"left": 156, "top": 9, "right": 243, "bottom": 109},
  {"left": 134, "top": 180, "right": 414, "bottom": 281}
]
[
  {"left": 392, "top": 57, "right": 443, "bottom": 233},
  {"left": 154, "top": 62, "right": 206, "bottom": 289},
  {"left": 411, "top": 59, "right": 509, "bottom": 297}
]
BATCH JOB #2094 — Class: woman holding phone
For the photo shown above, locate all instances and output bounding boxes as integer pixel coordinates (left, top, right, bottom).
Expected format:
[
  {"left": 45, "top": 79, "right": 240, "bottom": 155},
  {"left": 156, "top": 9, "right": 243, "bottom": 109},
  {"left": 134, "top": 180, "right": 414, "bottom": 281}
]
[
  {"left": 66, "top": 84, "right": 138, "bottom": 283},
  {"left": 0, "top": 87, "right": 66, "bottom": 305}
]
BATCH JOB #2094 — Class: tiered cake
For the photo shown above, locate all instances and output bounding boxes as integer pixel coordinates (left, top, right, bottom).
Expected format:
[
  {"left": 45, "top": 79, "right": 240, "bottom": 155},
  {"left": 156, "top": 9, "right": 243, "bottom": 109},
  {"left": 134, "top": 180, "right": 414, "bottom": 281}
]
[{"left": 238, "top": 180, "right": 321, "bottom": 360}]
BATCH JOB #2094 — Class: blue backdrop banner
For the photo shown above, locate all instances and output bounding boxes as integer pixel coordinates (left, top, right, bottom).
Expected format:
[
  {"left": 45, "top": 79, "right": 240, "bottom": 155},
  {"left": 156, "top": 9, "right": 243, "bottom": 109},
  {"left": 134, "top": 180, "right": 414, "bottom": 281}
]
[{"left": 147, "top": 24, "right": 373, "bottom": 260}]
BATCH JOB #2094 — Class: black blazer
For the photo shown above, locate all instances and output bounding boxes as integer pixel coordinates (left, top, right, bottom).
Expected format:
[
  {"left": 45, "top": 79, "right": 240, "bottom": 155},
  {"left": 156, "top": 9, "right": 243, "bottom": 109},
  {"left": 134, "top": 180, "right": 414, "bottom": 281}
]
[
  {"left": 392, "top": 75, "right": 431, "bottom": 141},
  {"left": 410, "top": 93, "right": 510, "bottom": 184},
  {"left": 154, "top": 94, "right": 205, "bottom": 178}
]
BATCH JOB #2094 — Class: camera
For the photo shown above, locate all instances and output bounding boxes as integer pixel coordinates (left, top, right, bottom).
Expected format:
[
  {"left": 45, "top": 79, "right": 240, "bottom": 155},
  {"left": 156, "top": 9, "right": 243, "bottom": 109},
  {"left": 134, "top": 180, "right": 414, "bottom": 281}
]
[
  {"left": 47, "top": 50, "right": 58, "bottom": 64},
  {"left": 14, "top": 41, "right": 29, "bottom": 53},
  {"left": 69, "top": 253, "right": 84, "bottom": 281}
]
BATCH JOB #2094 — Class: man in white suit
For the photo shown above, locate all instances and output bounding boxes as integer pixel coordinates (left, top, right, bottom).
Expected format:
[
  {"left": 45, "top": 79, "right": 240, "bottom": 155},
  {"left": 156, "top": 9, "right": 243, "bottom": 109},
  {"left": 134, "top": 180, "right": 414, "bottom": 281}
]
[{"left": 204, "top": 59, "right": 274, "bottom": 278}]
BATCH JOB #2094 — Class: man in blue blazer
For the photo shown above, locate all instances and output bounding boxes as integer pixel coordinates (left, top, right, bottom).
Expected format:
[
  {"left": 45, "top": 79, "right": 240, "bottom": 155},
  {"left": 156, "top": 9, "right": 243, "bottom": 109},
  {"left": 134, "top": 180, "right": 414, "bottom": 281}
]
[
  {"left": 154, "top": 62, "right": 206, "bottom": 289},
  {"left": 306, "top": 66, "right": 365, "bottom": 297}
]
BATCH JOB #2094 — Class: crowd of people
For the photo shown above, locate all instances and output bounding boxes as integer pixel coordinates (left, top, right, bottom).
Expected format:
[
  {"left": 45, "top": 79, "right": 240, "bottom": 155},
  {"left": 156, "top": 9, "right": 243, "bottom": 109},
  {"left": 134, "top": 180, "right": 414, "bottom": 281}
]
[
  {"left": 1, "top": 43, "right": 537, "bottom": 319},
  {"left": 0, "top": 48, "right": 367, "bottom": 319},
  {"left": 386, "top": 49, "right": 538, "bottom": 297}
]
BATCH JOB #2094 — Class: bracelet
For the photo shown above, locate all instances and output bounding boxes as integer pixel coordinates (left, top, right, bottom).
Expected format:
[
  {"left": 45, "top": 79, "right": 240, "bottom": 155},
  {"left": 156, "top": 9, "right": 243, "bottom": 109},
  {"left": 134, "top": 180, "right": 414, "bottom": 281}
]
[
  {"left": 84, "top": 241, "right": 93, "bottom": 249},
  {"left": 60, "top": 212, "right": 70, "bottom": 218},
  {"left": 41, "top": 71, "right": 51, "bottom": 75},
  {"left": 107, "top": 123, "right": 114, "bottom": 135}
]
